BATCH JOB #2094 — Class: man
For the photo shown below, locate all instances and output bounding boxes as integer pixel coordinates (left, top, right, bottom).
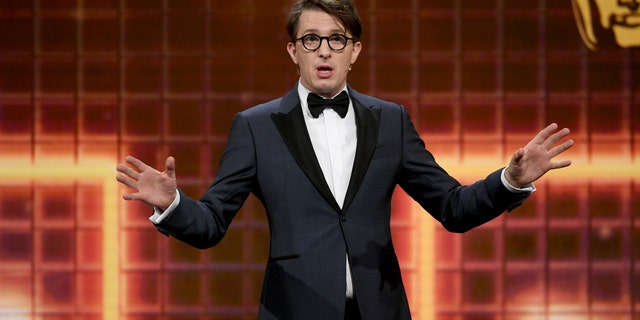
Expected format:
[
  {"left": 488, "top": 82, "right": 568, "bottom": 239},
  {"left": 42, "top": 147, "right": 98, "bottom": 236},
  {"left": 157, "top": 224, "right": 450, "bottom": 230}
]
[{"left": 116, "top": 0, "right": 574, "bottom": 319}]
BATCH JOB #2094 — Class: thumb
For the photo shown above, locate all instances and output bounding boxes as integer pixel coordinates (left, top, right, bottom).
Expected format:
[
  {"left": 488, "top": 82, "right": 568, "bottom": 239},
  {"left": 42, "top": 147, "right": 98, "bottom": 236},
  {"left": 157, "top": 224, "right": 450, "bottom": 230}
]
[
  {"left": 165, "top": 156, "right": 176, "bottom": 179},
  {"left": 512, "top": 148, "right": 525, "bottom": 164}
]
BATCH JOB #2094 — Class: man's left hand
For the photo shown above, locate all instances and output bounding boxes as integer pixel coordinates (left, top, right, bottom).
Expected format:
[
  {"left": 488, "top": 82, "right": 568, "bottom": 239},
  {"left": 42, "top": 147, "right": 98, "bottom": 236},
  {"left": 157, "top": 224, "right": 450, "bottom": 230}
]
[{"left": 505, "top": 123, "right": 574, "bottom": 188}]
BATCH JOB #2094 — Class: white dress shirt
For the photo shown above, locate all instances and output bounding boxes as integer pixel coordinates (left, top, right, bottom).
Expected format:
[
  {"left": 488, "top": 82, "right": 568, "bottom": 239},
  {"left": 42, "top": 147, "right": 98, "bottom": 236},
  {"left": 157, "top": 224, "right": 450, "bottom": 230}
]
[{"left": 297, "top": 82, "right": 357, "bottom": 299}]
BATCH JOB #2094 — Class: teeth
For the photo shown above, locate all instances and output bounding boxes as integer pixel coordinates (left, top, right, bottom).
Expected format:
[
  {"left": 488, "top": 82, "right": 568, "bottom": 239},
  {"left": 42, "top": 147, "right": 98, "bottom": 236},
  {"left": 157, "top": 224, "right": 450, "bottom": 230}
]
[
  {"left": 626, "top": 15, "right": 640, "bottom": 25},
  {"left": 615, "top": 14, "right": 640, "bottom": 26}
]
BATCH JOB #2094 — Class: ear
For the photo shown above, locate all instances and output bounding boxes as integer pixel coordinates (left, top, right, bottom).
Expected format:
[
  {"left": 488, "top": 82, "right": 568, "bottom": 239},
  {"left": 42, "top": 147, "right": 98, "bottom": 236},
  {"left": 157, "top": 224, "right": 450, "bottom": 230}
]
[
  {"left": 287, "top": 42, "right": 298, "bottom": 64},
  {"left": 350, "top": 41, "right": 362, "bottom": 65}
]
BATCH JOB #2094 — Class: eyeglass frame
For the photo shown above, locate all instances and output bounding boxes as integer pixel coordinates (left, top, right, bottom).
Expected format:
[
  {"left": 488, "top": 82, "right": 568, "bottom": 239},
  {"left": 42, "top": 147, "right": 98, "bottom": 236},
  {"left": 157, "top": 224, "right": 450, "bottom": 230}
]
[{"left": 294, "top": 33, "right": 356, "bottom": 52}]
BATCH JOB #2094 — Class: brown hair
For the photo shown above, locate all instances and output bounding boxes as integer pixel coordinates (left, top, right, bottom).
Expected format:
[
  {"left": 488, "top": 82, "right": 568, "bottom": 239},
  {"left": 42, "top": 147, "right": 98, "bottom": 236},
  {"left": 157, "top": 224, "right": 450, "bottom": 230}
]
[{"left": 286, "top": 0, "right": 363, "bottom": 42}]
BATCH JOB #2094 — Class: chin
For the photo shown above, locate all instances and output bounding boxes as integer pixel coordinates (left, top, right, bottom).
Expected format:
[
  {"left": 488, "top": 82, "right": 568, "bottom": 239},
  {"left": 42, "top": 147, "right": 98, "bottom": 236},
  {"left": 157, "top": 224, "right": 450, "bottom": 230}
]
[
  {"left": 310, "top": 84, "right": 335, "bottom": 94},
  {"left": 314, "top": 80, "right": 343, "bottom": 93}
]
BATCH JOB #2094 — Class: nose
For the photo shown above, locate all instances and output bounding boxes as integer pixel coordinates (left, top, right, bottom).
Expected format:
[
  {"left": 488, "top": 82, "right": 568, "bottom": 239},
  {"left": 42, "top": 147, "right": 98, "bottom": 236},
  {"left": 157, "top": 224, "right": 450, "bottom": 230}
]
[
  {"left": 619, "top": 0, "right": 640, "bottom": 11},
  {"left": 317, "top": 38, "right": 332, "bottom": 56}
]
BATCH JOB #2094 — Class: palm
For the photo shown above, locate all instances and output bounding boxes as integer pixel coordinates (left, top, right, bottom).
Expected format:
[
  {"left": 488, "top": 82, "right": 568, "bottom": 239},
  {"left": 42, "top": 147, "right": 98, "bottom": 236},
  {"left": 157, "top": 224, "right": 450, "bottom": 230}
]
[
  {"left": 506, "top": 123, "right": 574, "bottom": 187},
  {"left": 116, "top": 156, "right": 177, "bottom": 210}
]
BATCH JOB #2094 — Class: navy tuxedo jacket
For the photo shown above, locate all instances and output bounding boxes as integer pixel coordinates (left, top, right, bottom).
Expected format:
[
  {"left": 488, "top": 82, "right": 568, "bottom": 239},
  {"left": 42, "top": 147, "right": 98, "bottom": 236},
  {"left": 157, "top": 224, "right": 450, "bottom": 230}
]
[{"left": 155, "top": 85, "right": 529, "bottom": 319}]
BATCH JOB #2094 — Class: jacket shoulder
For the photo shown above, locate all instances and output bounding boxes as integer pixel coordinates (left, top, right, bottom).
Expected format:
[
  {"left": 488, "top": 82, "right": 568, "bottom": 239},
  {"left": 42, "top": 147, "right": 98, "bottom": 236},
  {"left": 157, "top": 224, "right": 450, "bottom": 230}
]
[
  {"left": 349, "top": 89, "right": 404, "bottom": 112},
  {"left": 240, "top": 97, "right": 284, "bottom": 118}
]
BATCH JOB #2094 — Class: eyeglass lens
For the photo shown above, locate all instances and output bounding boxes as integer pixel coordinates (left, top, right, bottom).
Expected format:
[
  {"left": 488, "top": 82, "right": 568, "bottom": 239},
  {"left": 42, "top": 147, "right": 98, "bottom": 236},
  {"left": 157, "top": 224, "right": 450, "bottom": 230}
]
[{"left": 301, "top": 34, "right": 348, "bottom": 51}]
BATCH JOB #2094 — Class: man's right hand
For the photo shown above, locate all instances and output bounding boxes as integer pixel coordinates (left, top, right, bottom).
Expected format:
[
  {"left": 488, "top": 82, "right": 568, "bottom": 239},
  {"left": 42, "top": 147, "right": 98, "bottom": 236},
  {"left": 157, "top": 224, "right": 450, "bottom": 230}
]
[{"left": 116, "top": 156, "right": 178, "bottom": 211}]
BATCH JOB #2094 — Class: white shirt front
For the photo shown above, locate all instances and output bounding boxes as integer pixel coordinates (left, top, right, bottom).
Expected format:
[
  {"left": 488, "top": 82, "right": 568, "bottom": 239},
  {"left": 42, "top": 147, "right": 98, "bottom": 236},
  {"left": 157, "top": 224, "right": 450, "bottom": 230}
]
[
  {"left": 298, "top": 84, "right": 357, "bottom": 209},
  {"left": 297, "top": 82, "right": 357, "bottom": 299}
]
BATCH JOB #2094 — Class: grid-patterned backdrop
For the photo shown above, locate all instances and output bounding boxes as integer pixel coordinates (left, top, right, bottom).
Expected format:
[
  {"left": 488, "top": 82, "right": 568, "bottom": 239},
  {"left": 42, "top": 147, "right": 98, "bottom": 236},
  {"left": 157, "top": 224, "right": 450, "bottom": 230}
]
[{"left": 0, "top": 0, "right": 639, "bottom": 319}]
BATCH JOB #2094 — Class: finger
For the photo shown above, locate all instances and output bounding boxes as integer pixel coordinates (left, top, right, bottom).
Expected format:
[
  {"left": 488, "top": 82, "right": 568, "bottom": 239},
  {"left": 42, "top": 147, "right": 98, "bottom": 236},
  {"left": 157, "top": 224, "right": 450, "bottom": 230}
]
[
  {"left": 122, "top": 192, "right": 142, "bottom": 201},
  {"left": 543, "top": 127, "right": 571, "bottom": 150},
  {"left": 549, "top": 159, "right": 572, "bottom": 170},
  {"left": 126, "top": 155, "right": 151, "bottom": 172},
  {"left": 548, "top": 139, "right": 574, "bottom": 158},
  {"left": 116, "top": 173, "right": 138, "bottom": 190},
  {"left": 165, "top": 156, "right": 176, "bottom": 180},
  {"left": 533, "top": 123, "right": 558, "bottom": 144},
  {"left": 115, "top": 163, "right": 126, "bottom": 173},
  {"left": 116, "top": 163, "right": 141, "bottom": 180}
]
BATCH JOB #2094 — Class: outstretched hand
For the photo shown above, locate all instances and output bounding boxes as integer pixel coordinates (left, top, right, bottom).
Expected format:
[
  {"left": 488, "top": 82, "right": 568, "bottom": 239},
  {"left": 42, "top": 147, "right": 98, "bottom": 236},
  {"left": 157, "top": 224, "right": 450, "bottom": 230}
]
[
  {"left": 116, "top": 156, "right": 178, "bottom": 211},
  {"left": 505, "top": 123, "right": 574, "bottom": 188}
]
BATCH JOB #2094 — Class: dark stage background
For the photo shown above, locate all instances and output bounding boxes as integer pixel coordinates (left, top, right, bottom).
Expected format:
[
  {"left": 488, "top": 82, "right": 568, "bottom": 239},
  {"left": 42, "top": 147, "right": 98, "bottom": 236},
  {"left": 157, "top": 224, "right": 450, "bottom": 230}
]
[{"left": 0, "top": 0, "right": 638, "bottom": 319}]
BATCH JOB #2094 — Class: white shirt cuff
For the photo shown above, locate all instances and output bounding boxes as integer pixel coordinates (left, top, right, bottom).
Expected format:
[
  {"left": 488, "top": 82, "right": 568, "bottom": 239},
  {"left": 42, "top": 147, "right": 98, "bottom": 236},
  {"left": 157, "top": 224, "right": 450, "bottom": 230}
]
[
  {"left": 501, "top": 168, "right": 536, "bottom": 193},
  {"left": 149, "top": 190, "right": 180, "bottom": 224}
]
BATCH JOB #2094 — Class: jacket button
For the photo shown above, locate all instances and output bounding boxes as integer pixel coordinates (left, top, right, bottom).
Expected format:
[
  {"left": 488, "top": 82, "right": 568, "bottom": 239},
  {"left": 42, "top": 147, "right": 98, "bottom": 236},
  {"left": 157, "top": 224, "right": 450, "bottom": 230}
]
[{"left": 341, "top": 215, "right": 348, "bottom": 222}]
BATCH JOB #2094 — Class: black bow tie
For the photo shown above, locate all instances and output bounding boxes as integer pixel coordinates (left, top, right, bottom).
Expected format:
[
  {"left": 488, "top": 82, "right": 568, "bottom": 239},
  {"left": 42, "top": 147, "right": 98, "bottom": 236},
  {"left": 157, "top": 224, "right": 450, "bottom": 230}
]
[{"left": 307, "top": 91, "right": 350, "bottom": 118}]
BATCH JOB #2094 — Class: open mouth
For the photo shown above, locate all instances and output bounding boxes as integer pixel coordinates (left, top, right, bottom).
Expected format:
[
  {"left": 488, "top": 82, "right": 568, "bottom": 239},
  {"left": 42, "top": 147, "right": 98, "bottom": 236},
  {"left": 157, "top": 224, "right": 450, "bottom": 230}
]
[
  {"left": 611, "top": 13, "right": 640, "bottom": 27},
  {"left": 316, "top": 65, "right": 334, "bottom": 78}
]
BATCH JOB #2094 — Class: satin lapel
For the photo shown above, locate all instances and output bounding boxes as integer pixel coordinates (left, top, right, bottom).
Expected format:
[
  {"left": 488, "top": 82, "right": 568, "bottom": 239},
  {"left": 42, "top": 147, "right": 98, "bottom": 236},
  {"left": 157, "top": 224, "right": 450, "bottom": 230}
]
[
  {"left": 271, "top": 104, "right": 342, "bottom": 213},
  {"left": 342, "top": 96, "right": 380, "bottom": 212}
]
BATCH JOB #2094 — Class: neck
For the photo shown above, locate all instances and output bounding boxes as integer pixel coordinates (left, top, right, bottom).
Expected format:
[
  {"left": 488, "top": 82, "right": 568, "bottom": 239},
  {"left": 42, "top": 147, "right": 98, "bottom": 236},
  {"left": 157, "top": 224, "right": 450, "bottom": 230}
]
[{"left": 299, "top": 81, "right": 348, "bottom": 99}]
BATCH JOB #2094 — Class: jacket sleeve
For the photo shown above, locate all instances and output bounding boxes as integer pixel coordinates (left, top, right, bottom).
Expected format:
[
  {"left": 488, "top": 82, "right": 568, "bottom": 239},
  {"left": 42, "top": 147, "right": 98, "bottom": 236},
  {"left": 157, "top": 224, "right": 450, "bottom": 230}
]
[
  {"left": 155, "top": 113, "right": 257, "bottom": 249},
  {"left": 396, "top": 107, "right": 529, "bottom": 233}
]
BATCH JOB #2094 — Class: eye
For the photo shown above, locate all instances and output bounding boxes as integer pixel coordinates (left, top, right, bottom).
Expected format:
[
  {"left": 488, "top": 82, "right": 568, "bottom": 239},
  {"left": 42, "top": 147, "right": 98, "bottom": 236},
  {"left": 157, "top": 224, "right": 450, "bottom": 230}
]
[
  {"left": 303, "top": 34, "right": 320, "bottom": 43},
  {"left": 329, "top": 34, "right": 346, "bottom": 43}
]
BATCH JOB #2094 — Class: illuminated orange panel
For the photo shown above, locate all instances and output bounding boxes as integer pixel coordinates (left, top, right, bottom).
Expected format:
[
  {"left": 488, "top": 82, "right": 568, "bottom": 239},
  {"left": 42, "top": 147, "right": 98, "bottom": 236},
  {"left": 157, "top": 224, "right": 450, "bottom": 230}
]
[{"left": 0, "top": 159, "right": 118, "bottom": 320}]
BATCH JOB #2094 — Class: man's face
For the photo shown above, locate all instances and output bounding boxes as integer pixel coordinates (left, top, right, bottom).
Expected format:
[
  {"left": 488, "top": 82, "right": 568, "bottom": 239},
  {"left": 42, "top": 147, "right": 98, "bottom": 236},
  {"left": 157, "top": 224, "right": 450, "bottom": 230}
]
[
  {"left": 286, "top": 9, "right": 362, "bottom": 98},
  {"left": 573, "top": 0, "right": 640, "bottom": 48}
]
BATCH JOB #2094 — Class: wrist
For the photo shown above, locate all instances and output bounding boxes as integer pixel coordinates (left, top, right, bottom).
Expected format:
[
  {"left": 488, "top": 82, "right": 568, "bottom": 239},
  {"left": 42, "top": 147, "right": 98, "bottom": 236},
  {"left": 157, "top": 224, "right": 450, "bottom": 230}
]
[
  {"left": 160, "top": 190, "right": 179, "bottom": 212},
  {"left": 504, "top": 167, "right": 523, "bottom": 188}
]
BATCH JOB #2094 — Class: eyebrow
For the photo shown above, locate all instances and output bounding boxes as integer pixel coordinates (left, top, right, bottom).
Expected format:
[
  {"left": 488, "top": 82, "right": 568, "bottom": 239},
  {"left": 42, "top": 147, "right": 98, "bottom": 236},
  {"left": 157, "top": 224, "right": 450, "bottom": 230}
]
[
  {"left": 300, "top": 27, "right": 347, "bottom": 35},
  {"left": 300, "top": 30, "right": 349, "bottom": 37}
]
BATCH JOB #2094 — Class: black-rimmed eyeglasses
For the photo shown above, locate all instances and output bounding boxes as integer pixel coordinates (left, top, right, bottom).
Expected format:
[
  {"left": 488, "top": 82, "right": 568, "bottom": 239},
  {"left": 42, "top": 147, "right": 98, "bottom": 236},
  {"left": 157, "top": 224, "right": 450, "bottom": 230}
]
[{"left": 295, "top": 34, "right": 355, "bottom": 52}]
